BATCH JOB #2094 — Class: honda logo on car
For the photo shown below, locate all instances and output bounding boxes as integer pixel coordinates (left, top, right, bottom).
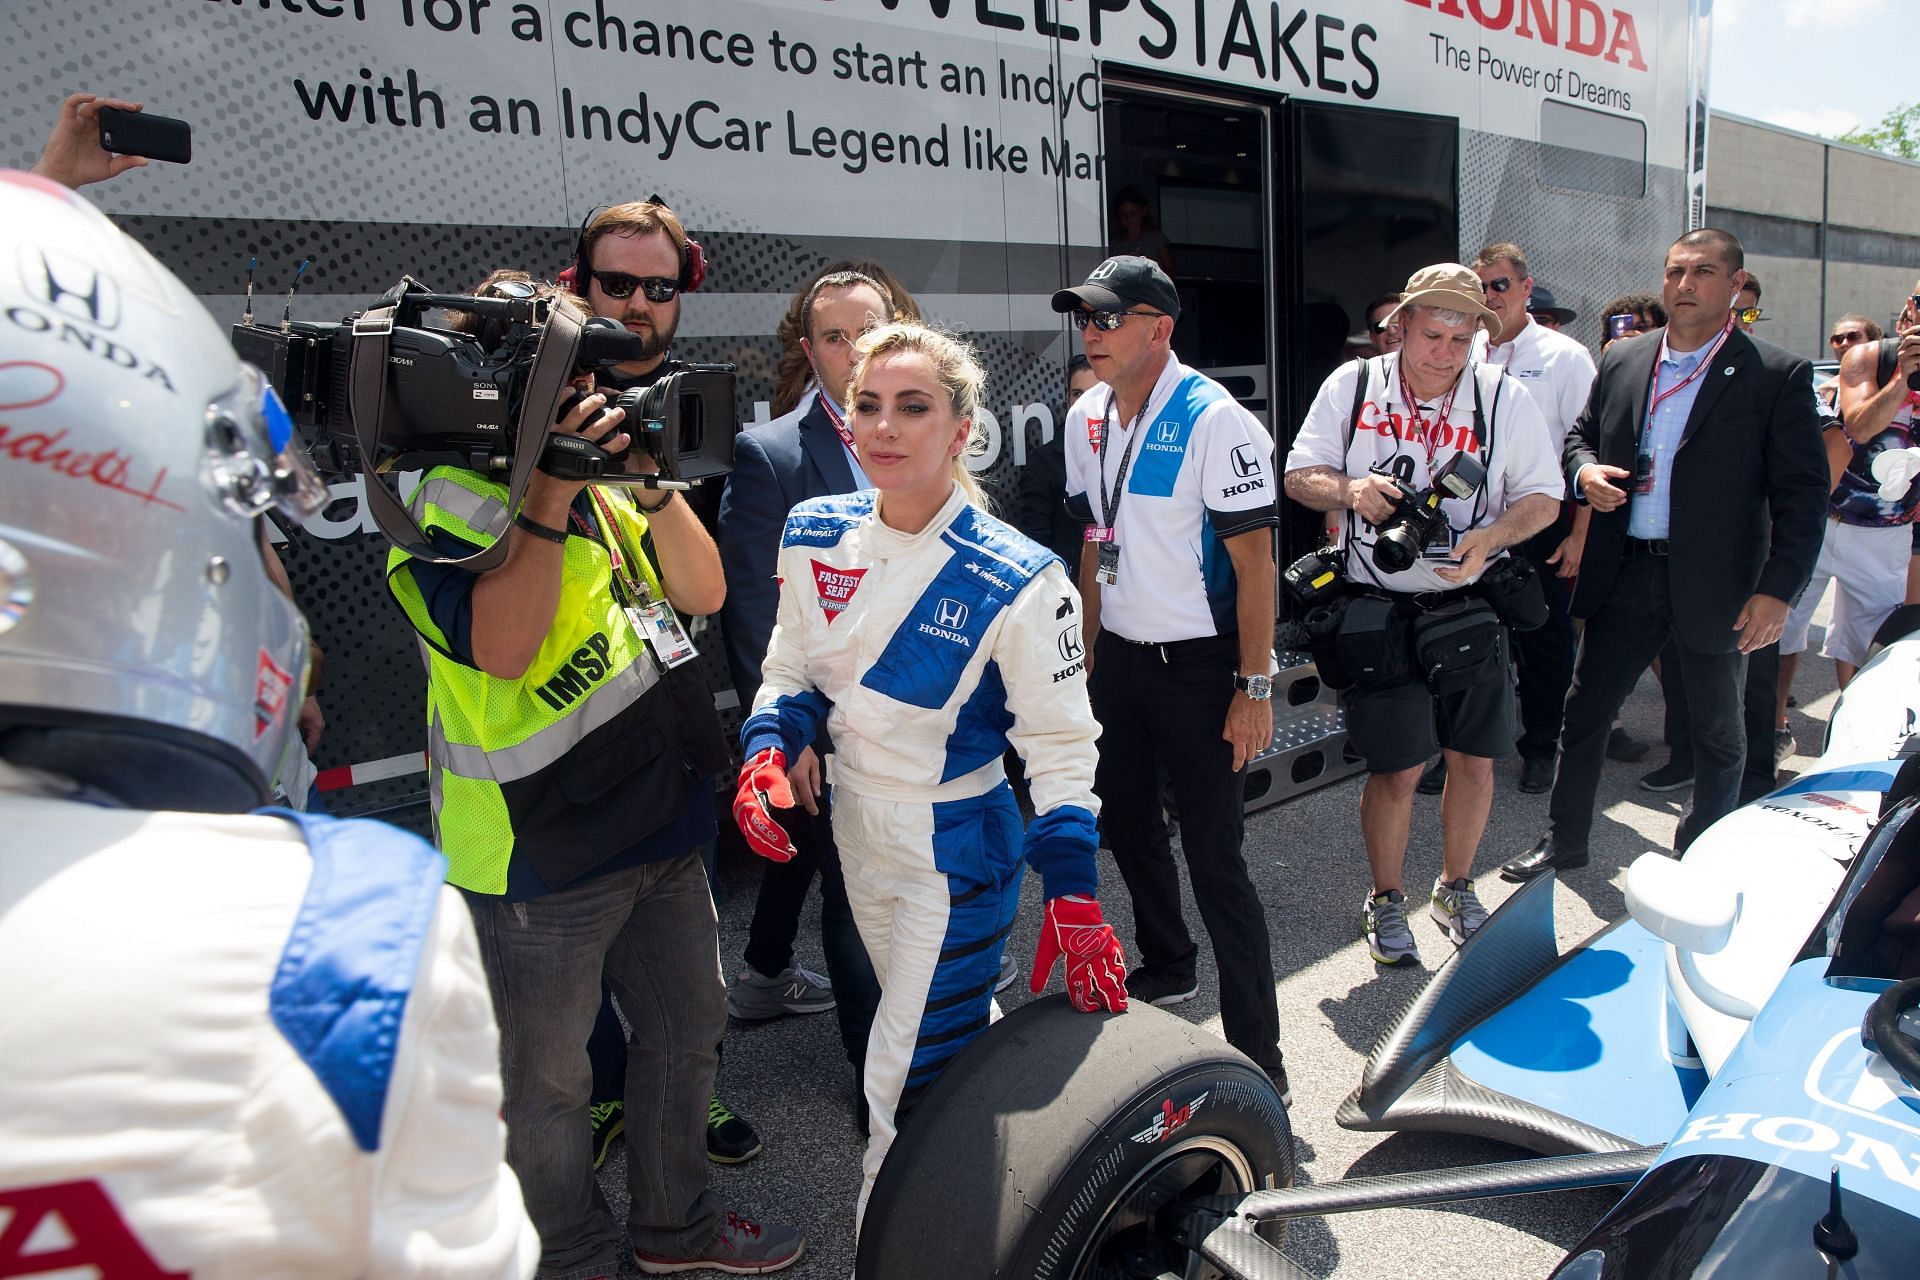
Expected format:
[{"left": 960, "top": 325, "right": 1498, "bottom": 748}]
[
  {"left": 1130, "top": 1090, "right": 1210, "bottom": 1144},
  {"left": 1666, "top": 1029, "right": 1920, "bottom": 1194},
  {"left": 919, "top": 596, "right": 972, "bottom": 646}
]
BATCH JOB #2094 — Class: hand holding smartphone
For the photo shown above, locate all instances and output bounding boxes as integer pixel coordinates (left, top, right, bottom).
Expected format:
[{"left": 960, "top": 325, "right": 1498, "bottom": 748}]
[
  {"left": 98, "top": 106, "right": 191, "bottom": 164},
  {"left": 1605, "top": 313, "right": 1637, "bottom": 342}
]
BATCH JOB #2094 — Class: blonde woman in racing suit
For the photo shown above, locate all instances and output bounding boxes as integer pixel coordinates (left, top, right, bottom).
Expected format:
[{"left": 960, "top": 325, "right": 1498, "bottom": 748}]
[{"left": 732, "top": 323, "right": 1129, "bottom": 1234}]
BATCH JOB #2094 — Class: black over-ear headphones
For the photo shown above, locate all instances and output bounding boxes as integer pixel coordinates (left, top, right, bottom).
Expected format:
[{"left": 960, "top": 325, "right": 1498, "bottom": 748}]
[{"left": 562, "top": 196, "right": 707, "bottom": 296}]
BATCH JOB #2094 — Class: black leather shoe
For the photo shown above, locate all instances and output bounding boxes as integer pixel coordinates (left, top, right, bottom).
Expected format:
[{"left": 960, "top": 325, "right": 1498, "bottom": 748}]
[
  {"left": 1519, "top": 756, "right": 1554, "bottom": 794},
  {"left": 1499, "top": 836, "right": 1588, "bottom": 883},
  {"left": 1416, "top": 756, "right": 1447, "bottom": 795},
  {"left": 1606, "top": 727, "right": 1650, "bottom": 763}
]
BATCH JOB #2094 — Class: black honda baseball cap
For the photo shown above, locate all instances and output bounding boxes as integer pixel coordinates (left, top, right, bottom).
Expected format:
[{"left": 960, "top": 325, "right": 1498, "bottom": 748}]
[{"left": 1051, "top": 255, "right": 1181, "bottom": 320}]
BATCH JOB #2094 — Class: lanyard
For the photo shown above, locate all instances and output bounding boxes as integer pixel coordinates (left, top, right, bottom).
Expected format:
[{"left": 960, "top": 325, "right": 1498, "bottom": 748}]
[
  {"left": 1095, "top": 389, "right": 1152, "bottom": 531},
  {"left": 1643, "top": 318, "right": 1734, "bottom": 439},
  {"left": 584, "top": 487, "right": 652, "bottom": 608},
  {"left": 1391, "top": 360, "right": 1463, "bottom": 471},
  {"left": 817, "top": 389, "right": 856, "bottom": 452}
]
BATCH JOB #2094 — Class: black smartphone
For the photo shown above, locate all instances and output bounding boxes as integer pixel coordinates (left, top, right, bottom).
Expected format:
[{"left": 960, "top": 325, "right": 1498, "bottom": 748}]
[
  {"left": 1606, "top": 312, "right": 1637, "bottom": 341},
  {"left": 98, "top": 107, "right": 191, "bottom": 164},
  {"left": 1909, "top": 297, "right": 1920, "bottom": 391}
]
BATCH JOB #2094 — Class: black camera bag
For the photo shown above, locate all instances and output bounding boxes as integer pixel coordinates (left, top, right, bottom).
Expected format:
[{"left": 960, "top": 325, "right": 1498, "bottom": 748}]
[
  {"left": 1477, "top": 554, "right": 1549, "bottom": 632},
  {"left": 1303, "top": 597, "right": 1354, "bottom": 689},
  {"left": 1409, "top": 597, "right": 1502, "bottom": 696},
  {"left": 1334, "top": 594, "right": 1410, "bottom": 691}
]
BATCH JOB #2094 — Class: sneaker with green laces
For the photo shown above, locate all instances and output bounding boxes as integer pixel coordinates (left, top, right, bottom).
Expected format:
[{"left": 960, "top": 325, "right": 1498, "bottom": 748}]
[
  {"left": 1430, "top": 876, "right": 1488, "bottom": 945},
  {"left": 707, "top": 1094, "right": 763, "bottom": 1164},
  {"left": 1363, "top": 889, "right": 1420, "bottom": 967},
  {"left": 589, "top": 1099, "right": 624, "bottom": 1170}
]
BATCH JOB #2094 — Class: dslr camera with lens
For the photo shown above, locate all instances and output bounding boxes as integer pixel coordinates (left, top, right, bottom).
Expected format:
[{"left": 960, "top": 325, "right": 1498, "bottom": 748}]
[{"left": 1368, "top": 450, "right": 1486, "bottom": 573}]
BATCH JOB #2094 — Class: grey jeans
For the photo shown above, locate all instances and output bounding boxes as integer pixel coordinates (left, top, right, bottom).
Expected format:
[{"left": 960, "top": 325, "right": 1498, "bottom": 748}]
[{"left": 465, "top": 851, "right": 727, "bottom": 1278}]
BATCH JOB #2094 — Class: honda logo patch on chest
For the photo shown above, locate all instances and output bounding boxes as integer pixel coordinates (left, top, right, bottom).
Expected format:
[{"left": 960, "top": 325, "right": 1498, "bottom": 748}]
[{"left": 935, "top": 597, "right": 968, "bottom": 630}]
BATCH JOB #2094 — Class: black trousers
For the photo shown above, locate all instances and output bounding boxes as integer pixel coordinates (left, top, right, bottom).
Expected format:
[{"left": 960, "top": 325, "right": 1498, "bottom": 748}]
[
  {"left": 1548, "top": 553, "right": 1748, "bottom": 853},
  {"left": 1512, "top": 512, "right": 1577, "bottom": 762},
  {"left": 1090, "top": 629, "right": 1282, "bottom": 1067},
  {"left": 1662, "top": 637, "right": 1782, "bottom": 806}
]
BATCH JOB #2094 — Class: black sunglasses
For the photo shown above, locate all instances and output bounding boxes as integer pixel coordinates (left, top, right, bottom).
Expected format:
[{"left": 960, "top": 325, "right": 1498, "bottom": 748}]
[
  {"left": 1481, "top": 277, "right": 1517, "bottom": 294},
  {"left": 1075, "top": 309, "right": 1160, "bottom": 331},
  {"left": 588, "top": 271, "right": 679, "bottom": 303},
  {"left": 1830, "top": 330, "right": 1868, "bottom": 346}
]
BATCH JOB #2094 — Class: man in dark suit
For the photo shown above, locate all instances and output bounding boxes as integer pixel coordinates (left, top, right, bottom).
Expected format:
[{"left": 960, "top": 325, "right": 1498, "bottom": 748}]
[
  {"left": 717, "top": 270, "right": 889, "bottom": 1101},
  {"left": 1502, "top": 228, "right": 1828, "bottom": 879}
]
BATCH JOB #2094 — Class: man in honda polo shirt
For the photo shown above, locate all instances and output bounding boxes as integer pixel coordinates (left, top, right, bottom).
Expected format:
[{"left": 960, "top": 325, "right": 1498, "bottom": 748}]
[{"left": 1056, "top": 255, "right": 1291, "bottom": 1102}]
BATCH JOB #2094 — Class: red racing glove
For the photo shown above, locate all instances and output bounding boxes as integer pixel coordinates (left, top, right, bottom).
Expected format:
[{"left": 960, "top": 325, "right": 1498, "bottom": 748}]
[
  {"left": 731, "top": 748, "right": 798, "bottom": 862},
  {"left": 1030, "top": 894, "right": 1128, "bottom": 1013}
]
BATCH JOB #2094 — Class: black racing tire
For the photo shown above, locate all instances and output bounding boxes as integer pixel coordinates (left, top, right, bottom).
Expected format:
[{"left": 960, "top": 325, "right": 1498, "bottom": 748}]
[{"left": 856, "top": 995, "right": 1294, "bottom": 1280}]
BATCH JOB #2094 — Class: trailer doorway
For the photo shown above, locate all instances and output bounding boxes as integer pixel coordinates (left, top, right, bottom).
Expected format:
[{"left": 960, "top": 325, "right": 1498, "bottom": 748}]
[{"left": 1099, "top": 79, "right": 1279, "bottom": 427}]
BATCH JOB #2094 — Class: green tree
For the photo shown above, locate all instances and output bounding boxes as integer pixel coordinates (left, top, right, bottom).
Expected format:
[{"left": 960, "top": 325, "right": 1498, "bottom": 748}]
[{"left": 1837, "top": 101, "right": 1920, "bottom": 160}]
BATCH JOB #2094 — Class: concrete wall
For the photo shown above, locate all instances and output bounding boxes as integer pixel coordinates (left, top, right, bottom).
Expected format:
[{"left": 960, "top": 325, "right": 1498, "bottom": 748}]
[{"left": 1707, "top": 111, "right": 1920, "bottom": 362}]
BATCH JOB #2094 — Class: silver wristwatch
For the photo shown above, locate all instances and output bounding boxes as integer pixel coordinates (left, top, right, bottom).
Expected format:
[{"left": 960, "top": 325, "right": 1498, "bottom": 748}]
[{"left": 1234, "top": 673, "right": 1273, "bottom": 700}]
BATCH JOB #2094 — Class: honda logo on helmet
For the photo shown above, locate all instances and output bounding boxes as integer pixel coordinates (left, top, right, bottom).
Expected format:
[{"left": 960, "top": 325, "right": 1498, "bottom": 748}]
[
  {"left": 935, "top": 597, "right": 968, "bottom": 630},
  {"left": 24, "top": 246, "right": 120, "bottom": 329}
]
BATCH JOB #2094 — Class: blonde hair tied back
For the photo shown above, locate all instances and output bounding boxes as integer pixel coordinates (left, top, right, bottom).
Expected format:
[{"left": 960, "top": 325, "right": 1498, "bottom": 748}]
[{"left": 849, "top": 322, "right": 992, "bottom": 512}]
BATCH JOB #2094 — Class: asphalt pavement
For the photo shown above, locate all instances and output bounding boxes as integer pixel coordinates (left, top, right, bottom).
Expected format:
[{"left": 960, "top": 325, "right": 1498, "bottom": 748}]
[{"left": 598, "top": 631, "right": 1847, "bottom": 1279}]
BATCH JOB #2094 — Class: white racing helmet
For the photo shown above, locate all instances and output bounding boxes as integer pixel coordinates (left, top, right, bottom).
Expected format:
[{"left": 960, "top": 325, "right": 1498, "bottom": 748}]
[{"left": 0, "top": 171, "right": 326, "bottom": 809}]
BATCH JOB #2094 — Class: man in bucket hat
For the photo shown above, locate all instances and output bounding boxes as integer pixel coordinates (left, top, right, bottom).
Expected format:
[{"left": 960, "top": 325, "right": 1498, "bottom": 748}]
[{"left": 1285, "top": 263, "right": 1563, "bottom": 967}]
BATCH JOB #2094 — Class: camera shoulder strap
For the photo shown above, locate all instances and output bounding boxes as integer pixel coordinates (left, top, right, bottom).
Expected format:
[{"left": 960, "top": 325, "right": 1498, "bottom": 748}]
[
  {"left": 347, "top": 283, "right": 583, "bottom": 571},
  {"left": 1465, "top": 362, "right": 1500, "bottom": 529},
  {"left": 1344, "top": 356, "right": 1371, "bottom": 454}
]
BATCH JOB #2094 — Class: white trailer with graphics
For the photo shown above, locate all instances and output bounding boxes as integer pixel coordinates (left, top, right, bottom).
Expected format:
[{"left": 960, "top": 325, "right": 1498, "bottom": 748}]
[{"left": 0, "top": 0, "right": 1712, "bottom": 823}]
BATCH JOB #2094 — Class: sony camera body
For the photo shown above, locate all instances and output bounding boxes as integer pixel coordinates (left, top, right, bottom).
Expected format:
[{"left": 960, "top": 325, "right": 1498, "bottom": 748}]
[
  {"left": 1368, "top": 450, "right": 1487, "bottom": 574},
  {"left": 232, "top": 282, "right": 737, "bottom": 485}
]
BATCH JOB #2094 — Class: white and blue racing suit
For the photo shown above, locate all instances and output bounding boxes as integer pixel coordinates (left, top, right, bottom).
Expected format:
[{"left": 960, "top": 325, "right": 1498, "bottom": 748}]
[
  {"left": 0, "top": 764, "right": 538, "bottom": 1279},
  {"left": 743, "top": 483, "right": 1101, "bottom": 1229}
]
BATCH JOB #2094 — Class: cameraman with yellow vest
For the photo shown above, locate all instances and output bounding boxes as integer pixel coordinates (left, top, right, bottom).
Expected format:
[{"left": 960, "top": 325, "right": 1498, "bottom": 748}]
[{"left": 386, "top": 277, "right": 805, "bottom": 1278}]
